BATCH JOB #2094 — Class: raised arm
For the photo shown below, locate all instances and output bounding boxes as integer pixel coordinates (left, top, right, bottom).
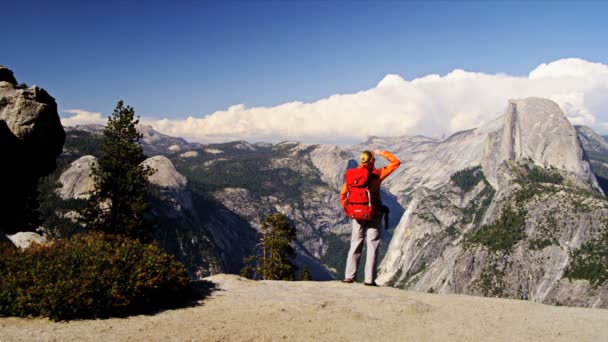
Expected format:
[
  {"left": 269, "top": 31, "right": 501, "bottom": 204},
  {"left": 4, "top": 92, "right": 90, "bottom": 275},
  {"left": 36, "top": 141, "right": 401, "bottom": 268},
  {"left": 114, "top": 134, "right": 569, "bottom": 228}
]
[{"left": 375, "top": 150, "right": 401, "bottom": 181}]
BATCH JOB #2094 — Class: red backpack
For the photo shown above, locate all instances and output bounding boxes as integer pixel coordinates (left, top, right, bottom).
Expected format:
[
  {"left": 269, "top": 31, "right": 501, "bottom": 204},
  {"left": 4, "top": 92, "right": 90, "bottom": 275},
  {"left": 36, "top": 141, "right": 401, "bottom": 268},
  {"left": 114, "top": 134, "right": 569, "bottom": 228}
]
[{"left": 344, "top": 167, "right": 374, "bottom": 220}]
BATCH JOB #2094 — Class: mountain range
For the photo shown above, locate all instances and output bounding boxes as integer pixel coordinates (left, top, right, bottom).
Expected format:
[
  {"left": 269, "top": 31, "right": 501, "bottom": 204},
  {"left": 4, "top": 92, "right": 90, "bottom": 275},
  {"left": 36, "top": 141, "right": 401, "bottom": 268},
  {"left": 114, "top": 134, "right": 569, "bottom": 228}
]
[{"left": 4, "top": 71, "right": 606, "bottom": 307}]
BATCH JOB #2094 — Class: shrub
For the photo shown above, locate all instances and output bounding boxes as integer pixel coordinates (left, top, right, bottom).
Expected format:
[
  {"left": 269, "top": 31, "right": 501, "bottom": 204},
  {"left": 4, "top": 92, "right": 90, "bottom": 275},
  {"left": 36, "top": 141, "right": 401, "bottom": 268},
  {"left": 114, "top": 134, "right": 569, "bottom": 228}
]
[{"left": 0, "top": 232, "right": 192, "bottom": 321}]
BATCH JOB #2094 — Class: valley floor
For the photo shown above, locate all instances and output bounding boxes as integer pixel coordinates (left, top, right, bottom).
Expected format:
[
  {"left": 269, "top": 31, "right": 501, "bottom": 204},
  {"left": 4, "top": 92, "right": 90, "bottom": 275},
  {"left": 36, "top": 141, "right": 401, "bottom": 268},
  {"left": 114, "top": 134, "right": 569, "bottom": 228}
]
[{"left": 1, "top": 274, "right": 607, "bottom": 341}]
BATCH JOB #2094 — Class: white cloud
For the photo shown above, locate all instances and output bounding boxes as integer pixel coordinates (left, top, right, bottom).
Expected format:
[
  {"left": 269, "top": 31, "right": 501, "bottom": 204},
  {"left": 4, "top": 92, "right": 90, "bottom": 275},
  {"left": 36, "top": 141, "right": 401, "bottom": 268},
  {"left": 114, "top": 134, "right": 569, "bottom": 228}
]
[
  {"left": 61, "top": 109, "right": 106, "bottom": 127},
  {"left": 70, "top": 58, "right": 608, "bottom": 144}
]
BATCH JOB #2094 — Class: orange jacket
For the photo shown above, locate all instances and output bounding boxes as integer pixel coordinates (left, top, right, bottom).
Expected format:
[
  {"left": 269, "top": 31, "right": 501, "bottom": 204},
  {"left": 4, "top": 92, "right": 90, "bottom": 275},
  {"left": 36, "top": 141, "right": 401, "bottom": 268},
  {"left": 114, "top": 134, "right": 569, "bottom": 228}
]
[{"left": 340, "top": 150, "right": 401, "bottom": 210}]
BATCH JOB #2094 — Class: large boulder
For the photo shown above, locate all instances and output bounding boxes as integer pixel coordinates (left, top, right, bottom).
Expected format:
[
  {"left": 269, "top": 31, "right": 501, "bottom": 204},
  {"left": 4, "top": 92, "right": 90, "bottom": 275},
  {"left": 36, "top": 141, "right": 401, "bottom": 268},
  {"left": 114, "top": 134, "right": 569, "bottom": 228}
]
[
  {"left": 7, "top": 231, "right": 47, "bottom": 249},
  {"left": 0, "top": 65, "right": 65, "bottom": 233}
]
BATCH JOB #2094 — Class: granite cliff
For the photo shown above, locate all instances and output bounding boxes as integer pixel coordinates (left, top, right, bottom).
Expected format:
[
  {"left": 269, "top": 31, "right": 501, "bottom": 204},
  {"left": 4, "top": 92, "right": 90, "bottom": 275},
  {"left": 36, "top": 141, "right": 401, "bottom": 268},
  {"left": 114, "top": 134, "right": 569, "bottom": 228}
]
[
  {"left": 0, "top": 65, "right": 64, "bottom": 234},
  {"left": 377, "top": 98, "right": 608, "bottom": 308}
]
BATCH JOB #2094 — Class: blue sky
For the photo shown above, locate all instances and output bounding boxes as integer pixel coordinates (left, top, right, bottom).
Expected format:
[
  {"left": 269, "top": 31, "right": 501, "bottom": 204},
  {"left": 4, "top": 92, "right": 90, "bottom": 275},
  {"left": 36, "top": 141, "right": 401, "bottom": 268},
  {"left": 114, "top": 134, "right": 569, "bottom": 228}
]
[{"left": 3, "top": 1, "right": 608, "bottom": 143}]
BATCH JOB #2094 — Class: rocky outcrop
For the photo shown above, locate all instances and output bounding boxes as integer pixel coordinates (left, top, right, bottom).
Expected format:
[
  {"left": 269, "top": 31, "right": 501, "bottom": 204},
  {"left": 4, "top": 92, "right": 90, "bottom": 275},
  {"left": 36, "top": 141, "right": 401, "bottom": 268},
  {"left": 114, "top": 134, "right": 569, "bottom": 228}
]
[
  {"left": 0, "top": 65, "right": 17, "bottom": 85},
  {"left": 0, "top": 65, "right": 65, "bottom": 234},
  {"left": 7, "top": 231, "right": 47, "bottom": 248},
  {"left": 57, "top": 155, "right": 97, "bottom": 199},
  {"left": 378, "top": 98, "right": 608, "bottom": 308},
  {"left": 54, "top": 153, "right": 223, "bottom": 278},
  {"left": 179, "top": 151, "right": 199, "bottom": 158},
  {"left": 64, "top": 124, "right": 200, "bottom": 156},
  {"left": 353, "top": 118, "right": 503, "bottom": 206},
  {"left": 143, "top": 156, "right": 191, "bottom": 214},
  {"left": 576, "top": 125, "right": 608, "bottom": 155},
  {"left": 309, "top": 144, "right": 353, "bottom": 190},
  {"left": 481, "top": 98, "right": 595, "bottom": 190}
]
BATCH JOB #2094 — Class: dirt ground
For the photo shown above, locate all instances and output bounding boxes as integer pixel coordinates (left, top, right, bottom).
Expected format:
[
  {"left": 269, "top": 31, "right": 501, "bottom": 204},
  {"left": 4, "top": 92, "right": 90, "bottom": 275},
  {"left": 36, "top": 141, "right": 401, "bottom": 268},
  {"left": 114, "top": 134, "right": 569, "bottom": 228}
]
[{"left": 2, "top": 274, "right": 608, "bottom": 341}]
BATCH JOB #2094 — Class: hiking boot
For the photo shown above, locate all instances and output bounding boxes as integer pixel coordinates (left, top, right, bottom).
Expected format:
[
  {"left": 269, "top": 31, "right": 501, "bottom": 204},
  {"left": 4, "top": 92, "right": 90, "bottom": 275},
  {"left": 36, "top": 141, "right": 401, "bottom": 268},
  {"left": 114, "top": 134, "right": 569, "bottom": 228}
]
[
  {"left": 364, "top": 281, "right": 377, "bottom": 286},
  {"left": 341, "top": 278, "right": 354, "bottom": 284}
]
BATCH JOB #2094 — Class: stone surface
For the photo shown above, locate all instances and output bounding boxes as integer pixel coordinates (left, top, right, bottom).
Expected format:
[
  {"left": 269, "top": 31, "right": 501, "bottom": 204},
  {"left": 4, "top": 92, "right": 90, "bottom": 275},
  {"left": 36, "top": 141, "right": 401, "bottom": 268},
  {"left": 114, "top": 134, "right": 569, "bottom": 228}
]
[
  {"left": 0, "top": 66, "right": 65, "bottom": 233},
  {"left": 576, "top": 125, "right": 608, "bottom": 155},
  {"left": 2, "top": 274, "right": 608, "bottom": 341},
  {"left": 57, "top": 155, "right": 97, "bottom": 199},
  {"left": 142, "top": 156, "right": 191, "bottom": 212},
  {"left": 7, "top": 231, "right": 46, "bottom": 248},
  {"left": 351, "top": 117, "right": 503, "bottom": 206},
  {"left": 179, "top": 150, "right": 199, "bottom": 158},
  {"left": 481, "top": 98, "right": 595, "bottom": 190},
  {"left": 377, "top": 98, "right": 608, "bottom": 308}
]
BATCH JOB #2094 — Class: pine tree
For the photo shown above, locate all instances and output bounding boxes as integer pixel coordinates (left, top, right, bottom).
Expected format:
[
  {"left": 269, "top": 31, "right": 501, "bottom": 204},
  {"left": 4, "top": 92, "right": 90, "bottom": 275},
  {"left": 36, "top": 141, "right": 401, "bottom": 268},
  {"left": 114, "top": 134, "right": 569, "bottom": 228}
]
[
  {"left": 240, "top": 213, "right": 297, "bottom": 280},
  {"left": 299, "top": 265, "right": 312, "bottom": 281},
  {"left": 80, "top": 101, "right": 153, "bottom": 240}
]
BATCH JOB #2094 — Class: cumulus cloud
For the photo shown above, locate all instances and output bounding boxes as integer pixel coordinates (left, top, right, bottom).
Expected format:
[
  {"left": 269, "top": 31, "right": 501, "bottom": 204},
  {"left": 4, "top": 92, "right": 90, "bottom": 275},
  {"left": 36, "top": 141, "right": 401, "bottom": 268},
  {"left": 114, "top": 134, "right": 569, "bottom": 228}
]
[
  {"left": 72, "top": 58, "right": 608, "bottom": 144},
  {"left": 61, "top": 109, "right": 106, "bottom": 127}
]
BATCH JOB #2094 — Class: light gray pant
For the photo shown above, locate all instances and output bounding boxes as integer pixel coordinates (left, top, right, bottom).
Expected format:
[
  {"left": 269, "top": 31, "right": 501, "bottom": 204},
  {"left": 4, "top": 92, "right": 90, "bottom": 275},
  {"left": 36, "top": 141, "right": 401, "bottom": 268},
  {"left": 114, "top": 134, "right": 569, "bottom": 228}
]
[{"left": 344, "top": 217, "right": 381, "bottom": 283}]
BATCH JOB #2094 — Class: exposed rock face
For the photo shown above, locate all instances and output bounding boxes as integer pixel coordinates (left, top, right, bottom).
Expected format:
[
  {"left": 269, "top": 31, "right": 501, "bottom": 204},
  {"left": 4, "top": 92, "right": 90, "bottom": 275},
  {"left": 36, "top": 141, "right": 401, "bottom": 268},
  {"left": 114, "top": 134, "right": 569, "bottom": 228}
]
[
  {"left": 64, "top": 124, "right": 200, "bottom": 156},
  {"left": 7, "top": 231, "right": 47, "bottom": 248},
  {"left": 0, "top": 66, "right": 65, "bottom": 233},
  {"left": 353, "top": 118, "right": 503, "bottom": 206},
  {"left": 576, "top": 125, "right": 608, "bottom": 155},
  {"left": 143, "top": 156, "right": 188, "bottom": 189},
  {"left": 179, "top": 151, "right": 199, "bottom": 158},
  {"left": 143, "top": 156, "right": 191, "bottom": 213},
  {"left": 309, "top": 144, "right": 353, "bottom": 190},
  {"left": 57, "top": 155, "right": 97, "bottom": 199},
  {"left": 53, "top": 153, "right": 223, "bottom": 278},
  {"left": 378, "top": 98, "right": 608, "bottom": 308},
  {"left": 482, "top": 98, "right": 594, "bottom": 190}
]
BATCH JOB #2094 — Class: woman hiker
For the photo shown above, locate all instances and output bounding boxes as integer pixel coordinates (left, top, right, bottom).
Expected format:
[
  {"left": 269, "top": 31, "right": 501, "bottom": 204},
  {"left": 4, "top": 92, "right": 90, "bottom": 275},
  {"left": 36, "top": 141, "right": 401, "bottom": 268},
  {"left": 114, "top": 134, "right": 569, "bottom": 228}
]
[{"left": 340, "top": 149, "right": 401, "bottom": 286}]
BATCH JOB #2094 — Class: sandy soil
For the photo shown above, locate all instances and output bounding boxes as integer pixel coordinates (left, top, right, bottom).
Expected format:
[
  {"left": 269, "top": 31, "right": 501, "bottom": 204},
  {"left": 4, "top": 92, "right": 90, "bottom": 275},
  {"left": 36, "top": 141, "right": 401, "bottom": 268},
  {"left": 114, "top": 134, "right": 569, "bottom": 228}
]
[{"left": 2, "top": 274, "right": 608, "bottom": 341}]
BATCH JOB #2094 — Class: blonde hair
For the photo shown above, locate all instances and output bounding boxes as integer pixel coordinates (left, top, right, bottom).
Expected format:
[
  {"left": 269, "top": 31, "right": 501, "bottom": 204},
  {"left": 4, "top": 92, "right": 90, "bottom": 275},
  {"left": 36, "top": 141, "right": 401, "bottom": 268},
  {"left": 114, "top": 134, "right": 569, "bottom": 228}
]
[{"left": 360, "top": 150, "right": 374, "bottom": 166}]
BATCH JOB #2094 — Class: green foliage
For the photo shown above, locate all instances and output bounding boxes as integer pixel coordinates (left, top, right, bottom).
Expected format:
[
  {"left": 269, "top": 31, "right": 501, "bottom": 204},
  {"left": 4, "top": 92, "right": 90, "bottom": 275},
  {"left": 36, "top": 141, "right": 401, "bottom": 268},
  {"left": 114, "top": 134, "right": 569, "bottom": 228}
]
[
  {"left": 299, "top": 265, "right": 313, "bottom": 281},
  {"left": 17, "top": 82, "right": 28, "bottom": 89},
  {"left": 566, "top": 232, "right": 608, "bottom": 287},
  {"left": 513, "top": 182, "right": 558, "bottom": 204},
  {"left": 516, "top": 163, "right": 563, "bottom": 185},
  {"left": 461, "top": 180, "right": 495, "bottom": 225},
  {"left": 0, "top": 233, "right": 192, "bottom": 321},
  {"left": 63, "top": 130, "right": 103, "bottom": 158},
  {"left": 474, "top": 260, "right": 507, "bottom": 297},
  {"left": 80, "top": 101, "right": 154, "bottom": 240},
  {"left": 587, "top": 151, "right": 608, "bottom": 164},
  {"left": 528, "top": 214, "right": 559, "bottom": 250},
  {"left": 529, "top": 238, "right": 554, "bottom": 250},
  {"left": 465, "top": 206, "right": 526, "bottom": 253},
  {"left": 451, "top": 166, "right": 484, "bottom": 192},
  {"left": 34, "top": 130, "right": 103, "bottom": 238},
  {"left": 241, "top": 213, "right": 297, "bottom": 280},
  {"left": 590, "top": 161, "right": 608, "bottom": 194}
]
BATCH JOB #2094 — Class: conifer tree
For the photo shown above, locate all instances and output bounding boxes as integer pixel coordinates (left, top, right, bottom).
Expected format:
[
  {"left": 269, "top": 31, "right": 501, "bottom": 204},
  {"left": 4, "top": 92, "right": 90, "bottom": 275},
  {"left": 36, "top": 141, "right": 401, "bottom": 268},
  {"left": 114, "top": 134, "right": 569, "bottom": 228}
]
[
  {"left": 240, "top": 213, "right": 297, "bottom": 280},
  {"left": 299, "top": 264, "right": 312, "bottom": 281},
  {"left": 80, "top": 101, "right": 153, "bottom": 240}
]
